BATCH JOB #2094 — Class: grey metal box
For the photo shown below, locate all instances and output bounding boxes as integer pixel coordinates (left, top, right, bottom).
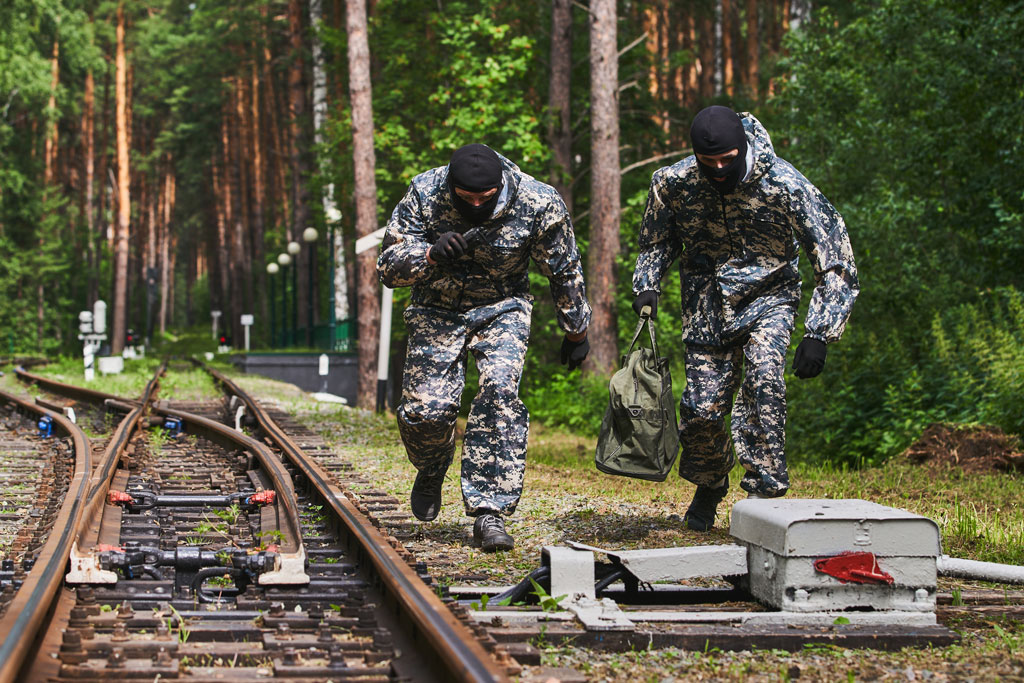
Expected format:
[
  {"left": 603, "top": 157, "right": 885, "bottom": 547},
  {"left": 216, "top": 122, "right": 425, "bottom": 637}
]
[{"left": 730, "top": 499, "right": 940, "bottom": 613}]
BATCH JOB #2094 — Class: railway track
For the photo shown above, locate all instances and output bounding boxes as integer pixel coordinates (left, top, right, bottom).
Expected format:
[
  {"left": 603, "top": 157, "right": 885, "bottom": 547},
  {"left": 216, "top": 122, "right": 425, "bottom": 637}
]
[
  {"left": 2, "top": 362, "right": 510, "bottom": 682},
  {"left": 4, "top": 360, "right": 1022, "bottom": 681}
]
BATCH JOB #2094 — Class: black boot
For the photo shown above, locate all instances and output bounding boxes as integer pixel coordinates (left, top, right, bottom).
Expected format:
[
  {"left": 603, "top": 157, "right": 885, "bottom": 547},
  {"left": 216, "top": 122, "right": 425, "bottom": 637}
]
[
  {"left": 473, "top": 513, "right": 514, "bottom": 552},
  {"left": 410, "top": 469, "right": 446, "bottom": 522},
  {"left": 683, "top": 482, "right": 728, "bottom": 532}
]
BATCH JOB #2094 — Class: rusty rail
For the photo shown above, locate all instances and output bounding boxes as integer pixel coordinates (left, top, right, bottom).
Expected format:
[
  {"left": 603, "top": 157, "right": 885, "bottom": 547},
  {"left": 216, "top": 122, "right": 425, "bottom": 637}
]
[
  {"left": 15, "top": 364, "right": 308, "bottom": 585},
  {"left": 199, "top": 360, "right": 509, "bottom": 682},
  {"left": 0, "top": 389, "right": 91, "bottom": 683},
  {"left": 64, "top": 363, "right": 165, "bottom": 583}
]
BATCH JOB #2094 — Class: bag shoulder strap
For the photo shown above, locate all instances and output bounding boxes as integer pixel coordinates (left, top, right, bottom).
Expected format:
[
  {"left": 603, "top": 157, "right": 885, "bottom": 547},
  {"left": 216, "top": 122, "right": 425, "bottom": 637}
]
[{"left": 624, "top": 314, "right": 661, "bottom": 363}]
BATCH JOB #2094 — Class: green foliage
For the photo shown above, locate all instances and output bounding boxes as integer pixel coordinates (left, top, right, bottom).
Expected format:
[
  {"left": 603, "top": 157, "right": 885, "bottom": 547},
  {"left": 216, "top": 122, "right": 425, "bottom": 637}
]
[
  {"left": 529, "top": 577, "right": 567, "bottom": 612},
  {"left": 324, "top": 0, "right": 549, "bottom": 212},
  {"left": 788, "top": 286, "right": 1024, "bottom": 465},
  {"left": 772, "top": 0, "right": 1024, "bottom": 465},
  {"left": 521, "top": 368, "right": 608, "bottom": 437}
]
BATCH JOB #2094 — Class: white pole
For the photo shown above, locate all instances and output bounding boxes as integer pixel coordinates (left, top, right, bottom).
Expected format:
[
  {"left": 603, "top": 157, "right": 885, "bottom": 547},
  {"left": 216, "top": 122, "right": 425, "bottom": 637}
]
[
  {"left": 84, "top": 344, "right": 95, "bottom": 382},
  {"left": 376, "top": 286, "right": 393, "bottom": 412},
  {"left": 244, "top": 325, "right": 250, "bottom": 351}
]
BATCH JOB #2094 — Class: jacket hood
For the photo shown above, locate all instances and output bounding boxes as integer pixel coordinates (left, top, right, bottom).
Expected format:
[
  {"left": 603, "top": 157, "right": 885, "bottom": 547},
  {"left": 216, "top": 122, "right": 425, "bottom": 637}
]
[
  {"left": 443, "top": 151, "right": 522, "bottom": 222},
  {"left": 738, "top": 112, "right": 776, "bottom": 186}
]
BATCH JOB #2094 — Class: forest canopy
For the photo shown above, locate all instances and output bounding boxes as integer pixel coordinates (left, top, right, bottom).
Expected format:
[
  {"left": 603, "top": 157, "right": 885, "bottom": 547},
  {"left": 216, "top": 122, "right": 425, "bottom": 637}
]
[{"left": 0, "top": 0, "right": 1021, "bottom": 465}]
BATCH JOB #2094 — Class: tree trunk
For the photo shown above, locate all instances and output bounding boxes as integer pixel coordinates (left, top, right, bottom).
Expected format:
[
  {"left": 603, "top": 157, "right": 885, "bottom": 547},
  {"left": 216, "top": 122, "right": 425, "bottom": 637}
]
[
  {"left": 789, "top": 0, "right": 811, "bottom": 33},
  {"left": 261, "top": 6, "right": 290, "bottom": 233},
  {"left": 346, "top": 0, "right": 381, "bottom": 410},
  {"left": 249, "top": 59, "right": 268, "bottom": 339},
  {"left": 43, "top": 34, "right": 60, "bottom": 189},
  {"left": 548, "top": 0, "right": 573, "bottom": 209},
  {"left": 230, "top": 78, "right": 252, "bottom": 344},
  {"left": 39, "top": 31, "right": 60, "bottom": 350},
  {"left": 311, "top": 0, "right": 350, "bottom": 334},
  {"left": 97, "top": 63, "right": 110, "bottom": 253},
  {"left": 112, "top": 1, "right": 130, "bottom": 355},
  {"left": 684, "top": 13, "right": 698, "bottom": 111},
  {"left": 699, "top": 8, "right": 715, "bottom": 99},
  {"left": 746, "top": 0, "right": 759, "bottom": 97},
  {"left": 287, "top": 0, "right": 312, "bottom": 345},
  {"left": 83, "top": 66, "right": 98, "bottom": 304},
  {"left": 720, "top": 0, "right": 733, "bottom": 95},
  {"left": 159, "top": 166, "right": 174, "bottom": 334},
  {"left": 211, "top": 155, "right": 230, "bottom": 323},
  {"left": 587, "top": 0, "right": 620, "bottom": 376}
]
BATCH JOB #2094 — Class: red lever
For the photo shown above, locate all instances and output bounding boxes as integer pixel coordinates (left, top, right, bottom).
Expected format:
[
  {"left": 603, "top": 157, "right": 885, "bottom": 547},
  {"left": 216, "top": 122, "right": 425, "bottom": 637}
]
[
  {"left": 813, "top": 551, "right": 894, "bottom": 585},
  {"left": 248, "top": 490, "right": 276, "bottom": 506},
  {"left": 96, "top": 544, "right": 125, "bottom": 553},
  {"left": 107, "top": 490, "right": 134, "bottom": 506}
]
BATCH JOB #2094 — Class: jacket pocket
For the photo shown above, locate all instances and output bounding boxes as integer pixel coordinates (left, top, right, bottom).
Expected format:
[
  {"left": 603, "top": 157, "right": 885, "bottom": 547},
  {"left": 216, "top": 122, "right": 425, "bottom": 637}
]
[{"left": 680, "top": 272, "right": 722, "bottom": 345}]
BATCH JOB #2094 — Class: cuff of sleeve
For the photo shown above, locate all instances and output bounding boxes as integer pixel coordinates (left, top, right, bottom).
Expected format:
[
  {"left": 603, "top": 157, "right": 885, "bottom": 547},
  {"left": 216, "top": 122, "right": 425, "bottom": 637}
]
[{"left": 804, "top": 332, "right": 828, "bottom": 344}]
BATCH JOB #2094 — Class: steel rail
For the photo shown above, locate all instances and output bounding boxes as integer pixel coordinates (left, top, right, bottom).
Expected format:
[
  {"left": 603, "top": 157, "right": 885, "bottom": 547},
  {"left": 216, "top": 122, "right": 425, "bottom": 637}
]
[
  {"left": 198, "top": 361, "right": 508, "bottom": 683},
  {"left": 65, "top": 362, "right": 165, "bottom": 583},
  {"left": 152, "top": 404, "right": 308, "bottom": 582},
  {"left": 15, "top": 364, "right": 308, "bottom": 583},
  {"left": 15, "top": 365, "right": 129, "bottom": 406},
  {"left": 0, "top": 389, "right": 91, "bottom": 683}
]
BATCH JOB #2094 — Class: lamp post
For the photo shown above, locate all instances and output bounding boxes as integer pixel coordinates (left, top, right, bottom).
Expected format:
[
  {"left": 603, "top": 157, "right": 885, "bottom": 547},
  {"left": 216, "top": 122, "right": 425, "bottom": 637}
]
[
  {"left": 287, "top": 241, "right": 300, "bottom": 347},
  {"left": 302, "top": 227, "right": 318, "bottom": 348},
  {"left": 325, "top": 206, "right": 341, "bottom": 351},
  {"left": 267, "top": 262, "right": 279, "bottom": 348},
  {"left": 277, "top": 252, "right": 292, "bottom": 347}
]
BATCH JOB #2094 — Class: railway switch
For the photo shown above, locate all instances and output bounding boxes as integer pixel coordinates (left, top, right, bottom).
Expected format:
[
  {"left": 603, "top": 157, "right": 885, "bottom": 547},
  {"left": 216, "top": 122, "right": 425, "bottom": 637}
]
[{"left": 525, "top": 499, "right": 943, "bottom": 632}]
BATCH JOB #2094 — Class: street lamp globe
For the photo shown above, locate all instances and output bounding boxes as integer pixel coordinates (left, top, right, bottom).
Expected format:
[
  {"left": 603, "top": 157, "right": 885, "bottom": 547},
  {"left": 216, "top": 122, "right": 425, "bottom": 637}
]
[
  {"left": 287, "top": 241, "right": 301, "bottom": 256},
  {"left": 267, "top": 262, "right": 279, "bottom": 275},
  {"left": 277, "top": 253, "right": 291, "bottom": 267},
  {"left": 302, "top": 227, "right": 319, "bottom": 243}
]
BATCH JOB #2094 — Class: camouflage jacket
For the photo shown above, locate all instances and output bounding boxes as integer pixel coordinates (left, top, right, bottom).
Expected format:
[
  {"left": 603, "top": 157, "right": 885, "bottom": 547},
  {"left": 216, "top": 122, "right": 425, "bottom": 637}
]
[
  {"left": 377, "top": 154, "right": 592, "bottom": 335},
  {"left": 633, "top": 113, "right": 859, "bottom": 347}
]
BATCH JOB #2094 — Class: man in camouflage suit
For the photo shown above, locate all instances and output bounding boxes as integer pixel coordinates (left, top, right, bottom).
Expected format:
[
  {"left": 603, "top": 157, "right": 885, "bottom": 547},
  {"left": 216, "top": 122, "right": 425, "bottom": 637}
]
[
  {"left": 632, "top": 106, "right": 858, "bottom": 531},
  {"left": 377, "top": 144, "right": 592, "bottom": 551}
]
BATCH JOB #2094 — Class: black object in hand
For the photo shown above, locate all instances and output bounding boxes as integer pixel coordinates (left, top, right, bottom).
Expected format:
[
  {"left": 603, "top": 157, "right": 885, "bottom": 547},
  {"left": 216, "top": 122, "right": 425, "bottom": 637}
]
[
  {"left": 793, "top": 337, "right": 827, "bottom": 379},
  {"left": 560, "top": 335, "right": 590, "bottom": 372},
  {"left": 632, "top": 290, "right": 659, "bottom": 319},
  {"left": 429, "top": 231, "right": 469, "bottom": 263}
]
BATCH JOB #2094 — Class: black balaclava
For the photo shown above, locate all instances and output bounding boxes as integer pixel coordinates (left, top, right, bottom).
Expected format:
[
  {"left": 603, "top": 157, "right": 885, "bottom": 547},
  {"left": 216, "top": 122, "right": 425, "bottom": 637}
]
[
  {"left": 689, "top": 105, "right": 748, "bottom": 195},
  {"left": 447, "top": 144, "right": 504, "bottom": 225}
]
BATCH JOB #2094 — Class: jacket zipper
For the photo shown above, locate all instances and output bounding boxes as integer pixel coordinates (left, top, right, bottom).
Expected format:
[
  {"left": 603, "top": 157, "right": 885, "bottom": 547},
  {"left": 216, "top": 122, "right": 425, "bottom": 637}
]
[{"left": 720, "top": 195, "right": 736, "bottom": 258}]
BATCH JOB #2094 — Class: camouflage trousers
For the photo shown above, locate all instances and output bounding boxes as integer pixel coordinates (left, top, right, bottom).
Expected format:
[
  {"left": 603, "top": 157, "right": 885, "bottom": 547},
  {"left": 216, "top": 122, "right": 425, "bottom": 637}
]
[
  {"left": 397, "top": 297, "right": 532, "bottom": 516},
  {"left": 678, "top": 305, "right": 795, "bottom": 497}
]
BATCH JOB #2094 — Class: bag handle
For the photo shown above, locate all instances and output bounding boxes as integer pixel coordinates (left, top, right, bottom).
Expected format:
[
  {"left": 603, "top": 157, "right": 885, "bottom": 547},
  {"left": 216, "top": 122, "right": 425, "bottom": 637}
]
[{"left": 625, "top": 307, "right": 661, "bottom": 363}]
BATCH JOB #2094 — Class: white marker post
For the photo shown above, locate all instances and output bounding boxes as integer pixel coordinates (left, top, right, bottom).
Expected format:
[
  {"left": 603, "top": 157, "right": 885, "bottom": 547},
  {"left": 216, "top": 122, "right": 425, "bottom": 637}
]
[
  {"left": 355, "top": 227, "right": 391, "bottom": 412},
  {"left": 211, "top": 310, "right": 222, "bottom": 340},
  {"left": 78, "top": 301, "right": 109, "bottom": 382},
  {"left": 318, "top": 353, "right": 329, "bottom": 393},
  {"left": 240, "top": 314, "right": 254, "bottom": 351}
]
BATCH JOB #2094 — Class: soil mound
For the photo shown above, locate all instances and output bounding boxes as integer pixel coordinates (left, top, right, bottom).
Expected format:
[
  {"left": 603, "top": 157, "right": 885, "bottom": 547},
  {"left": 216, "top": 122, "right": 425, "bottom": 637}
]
[{"left": 903, "top": 423, "right": 1024, "bottom": 474}]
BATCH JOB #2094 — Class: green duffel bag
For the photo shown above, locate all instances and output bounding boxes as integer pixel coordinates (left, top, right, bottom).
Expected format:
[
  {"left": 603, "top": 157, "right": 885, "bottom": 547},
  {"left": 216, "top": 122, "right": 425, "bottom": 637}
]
[{"left": 595, "top": 307, "right": 680, "bottom": 481}]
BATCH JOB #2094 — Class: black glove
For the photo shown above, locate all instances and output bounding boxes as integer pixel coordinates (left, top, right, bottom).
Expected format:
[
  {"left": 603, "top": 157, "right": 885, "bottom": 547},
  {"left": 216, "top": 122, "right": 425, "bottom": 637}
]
[
  {"left": 793, "top": 337, "right": 827, "bottom": 379},
  {"left": 632, "top": 290, "right": 659, "bottom": 319},
  {"left": 428, "top": 231, "right": 468, "bottom": 264},
  {"left": 560, "top": 334, "right": 590, "bottom": 372}
]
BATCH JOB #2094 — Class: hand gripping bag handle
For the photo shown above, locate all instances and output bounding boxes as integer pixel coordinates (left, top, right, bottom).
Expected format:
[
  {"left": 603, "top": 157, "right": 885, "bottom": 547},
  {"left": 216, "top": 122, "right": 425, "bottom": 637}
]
[{"left": 625, "top": 306, "right": 660, "bottom": 365}]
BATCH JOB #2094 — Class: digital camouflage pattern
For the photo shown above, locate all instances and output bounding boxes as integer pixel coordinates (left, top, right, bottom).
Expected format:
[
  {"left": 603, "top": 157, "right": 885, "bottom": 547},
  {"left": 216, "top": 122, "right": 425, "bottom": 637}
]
[
  {"left": 633, "top": 112, "right": 858, "bottom": 497},
  {"left": 633, "top": 112, "right": 858, "bottom": 347},
  {"left": 679, "top": 306, "right": 795, "bottom": 496},
  {"left": 378, "top": 154, "right": 590, "bottom": 335},
  {"left": 398, "top": 298, "right": 532, "bottom": 515},
  {"left": 379, "top": 154, "right": 591, "bottom": 516}
]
